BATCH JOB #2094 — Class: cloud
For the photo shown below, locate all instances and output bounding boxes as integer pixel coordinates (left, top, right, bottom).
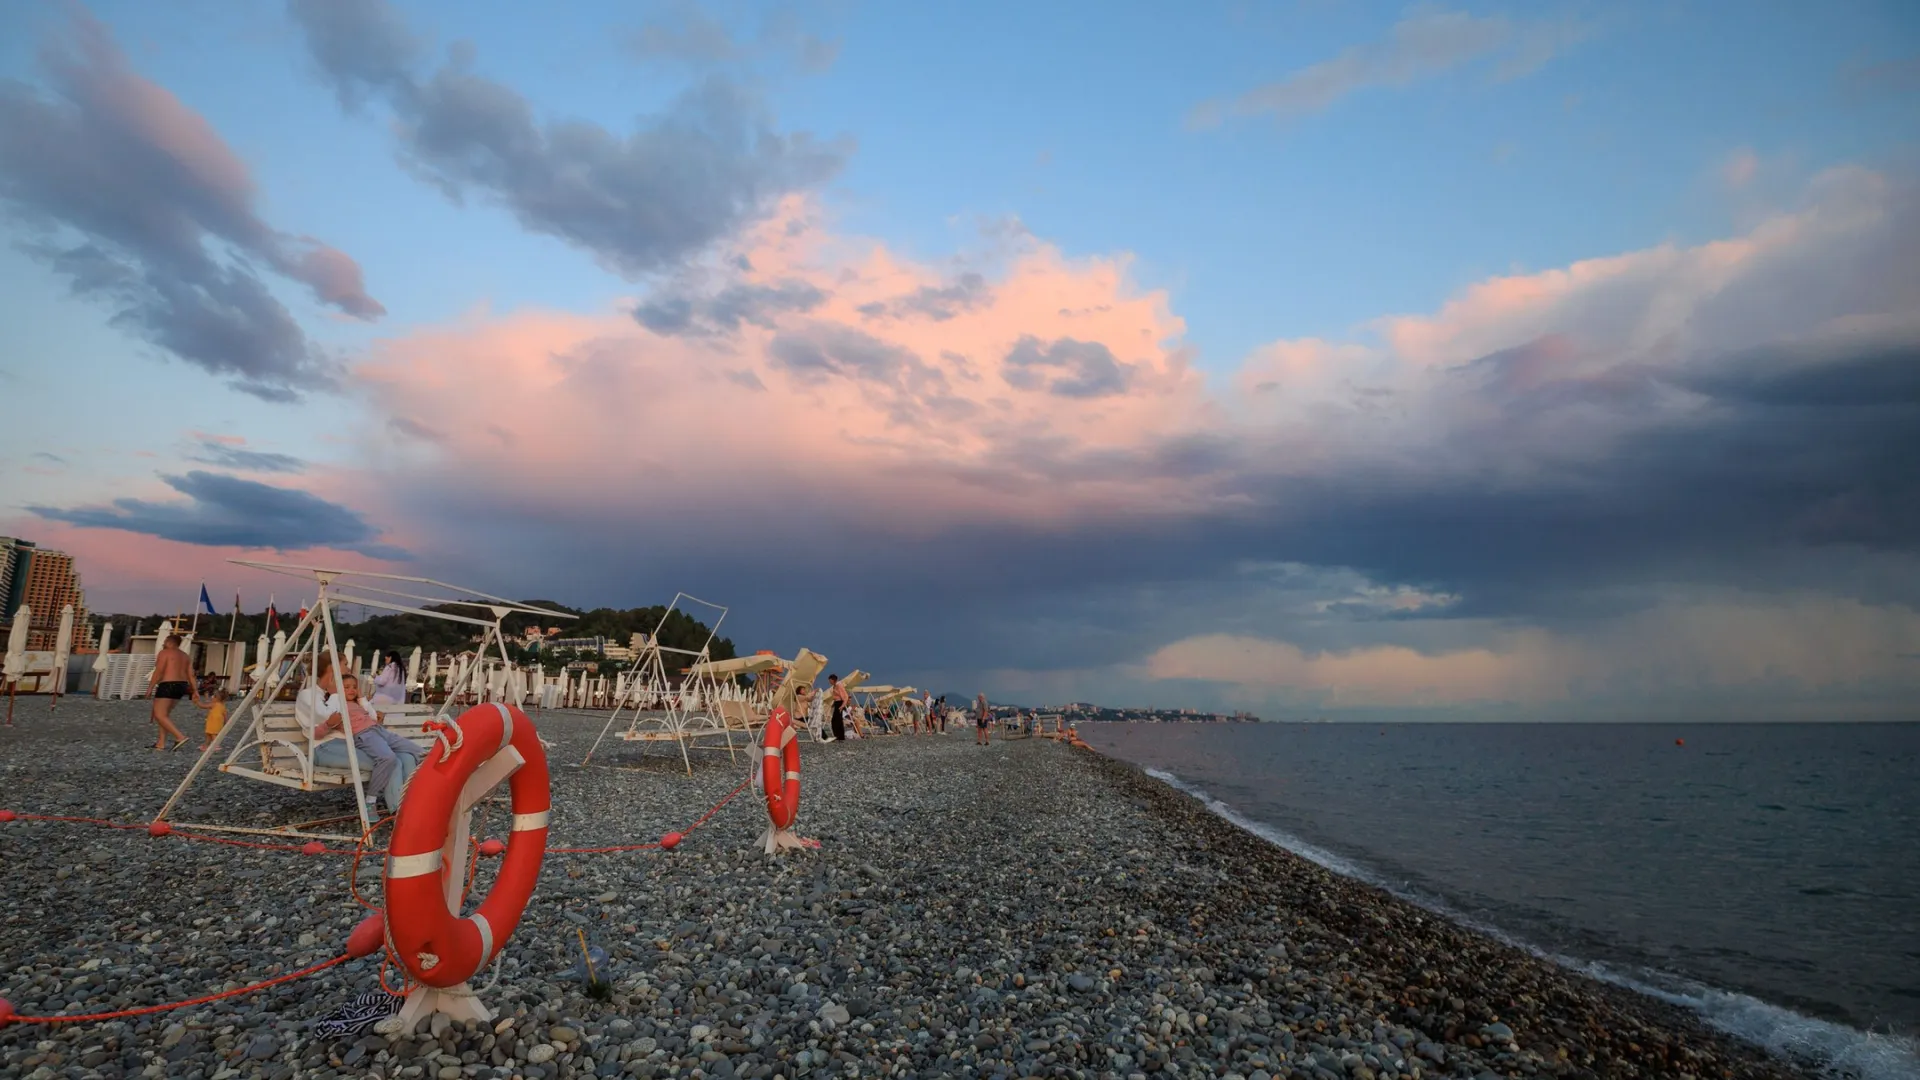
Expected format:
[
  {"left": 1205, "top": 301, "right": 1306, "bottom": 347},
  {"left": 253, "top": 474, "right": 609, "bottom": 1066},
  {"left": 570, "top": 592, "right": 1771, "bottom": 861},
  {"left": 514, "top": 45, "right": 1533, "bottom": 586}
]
[
  {"left": 0, "top": 7, "right": 383, "bottom": 399},
  {"left": 1142, "top": 590, "right": 1920, "bottom": 710},
  {"left": 636, "top": 278, "right": 827, "bottom": 336},
  {"left": 1722, "top": 147, "right": 1759, "bottom": 189},
  {"left": 857, "top": 273, "right": 991, "bottom": 322},
  {"left": 289, "top": 0, "right": 849, "bottom": 277},
  {"left": 1841, "top": 53, "right": 1920, "bottom": 97},
  {"left": 1189, "top": 7, "right": 1586, "bottom": 127},
  {"left": 625, "top": 4, "right": 842, "bottom": 74},
  {"left": 186, "top": 437, "right": 306, "bottom": 474},
  {"left": 1003, "top": 335, "right": 1138, "bottom": 398},
  {"left": 306, "top": 163, "right": 1920, "bottom": 714},
  {"left": 30, "top": 471, "right": 408, "bottom": 559}
]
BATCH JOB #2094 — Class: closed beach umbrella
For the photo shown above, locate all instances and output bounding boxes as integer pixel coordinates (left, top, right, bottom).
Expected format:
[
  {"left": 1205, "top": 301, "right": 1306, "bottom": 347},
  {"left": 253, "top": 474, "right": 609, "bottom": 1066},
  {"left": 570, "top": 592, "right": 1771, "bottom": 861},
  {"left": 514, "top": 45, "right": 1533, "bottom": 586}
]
[
  {"left": 271, "top": 630, "right": 287, "bottom": 665},
  {"left": 407, "top": 646, "right": 422, "bottom": 692},
  {"left": 4, "top": 605, "right": 30, "bottom": 681},
  {"left": 226, "top": 640, "right": 247, "bottom": 693},
  {"left": 342, "top": 640, "right": 355, "bottom": 676},
  {"left": 94, "top": 623, "right": 114, "bottom": 671},
  {"left": 256, "top": 631, "right": 269, "bottom": 670},
  {"left": 51, "top": 604, "right": 75, "bottom": 690}
]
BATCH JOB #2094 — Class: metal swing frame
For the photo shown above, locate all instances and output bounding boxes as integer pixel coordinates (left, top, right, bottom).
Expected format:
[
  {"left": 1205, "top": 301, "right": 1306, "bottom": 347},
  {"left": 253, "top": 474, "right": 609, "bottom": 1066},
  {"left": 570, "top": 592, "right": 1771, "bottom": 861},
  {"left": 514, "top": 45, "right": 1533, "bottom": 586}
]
[
  {"left": 577, "top": 592, "right": 735, "bottom": 776},
  {"left": 153, "top": 560, "right": 572, "bottom": 841}
]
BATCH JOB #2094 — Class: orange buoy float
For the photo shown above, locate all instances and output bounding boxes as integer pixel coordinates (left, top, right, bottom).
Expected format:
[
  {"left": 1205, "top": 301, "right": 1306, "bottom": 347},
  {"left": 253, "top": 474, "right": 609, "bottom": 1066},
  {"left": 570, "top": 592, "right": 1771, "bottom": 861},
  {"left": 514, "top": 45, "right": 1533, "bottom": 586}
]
[
  {"left": 756, "top": 707, "right": 811, "bottom": 855},
  {"left": 1675, "top": 738, "right": 1685, "bottom": 747},
  {"left": 385, "top": 703, "right": 550, "bottom": 998}
]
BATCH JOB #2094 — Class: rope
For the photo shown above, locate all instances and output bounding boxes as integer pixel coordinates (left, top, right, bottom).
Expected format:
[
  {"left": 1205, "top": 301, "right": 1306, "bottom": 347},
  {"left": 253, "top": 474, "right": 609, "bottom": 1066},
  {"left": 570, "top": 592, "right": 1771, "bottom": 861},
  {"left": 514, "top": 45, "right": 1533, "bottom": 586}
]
[
  {"left": 0, "top": 813, "right": 369, "bottom": 855},
  {"left": 545, "top": 776, "right": 751, "bottom": 854},
  {"left": 6, "top": 772, "right": 755, "bottom": 860},
  {"left": 0, "top": 954, "right": 348, "bottom": 1027}
]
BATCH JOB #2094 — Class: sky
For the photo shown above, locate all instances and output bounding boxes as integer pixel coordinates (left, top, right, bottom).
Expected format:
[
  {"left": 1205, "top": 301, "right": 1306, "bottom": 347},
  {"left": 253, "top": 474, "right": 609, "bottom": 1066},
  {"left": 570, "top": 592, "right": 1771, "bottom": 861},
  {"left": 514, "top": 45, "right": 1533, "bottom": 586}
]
[{"left": 2, "top": 0, "right": 1917, "bottom": 719}]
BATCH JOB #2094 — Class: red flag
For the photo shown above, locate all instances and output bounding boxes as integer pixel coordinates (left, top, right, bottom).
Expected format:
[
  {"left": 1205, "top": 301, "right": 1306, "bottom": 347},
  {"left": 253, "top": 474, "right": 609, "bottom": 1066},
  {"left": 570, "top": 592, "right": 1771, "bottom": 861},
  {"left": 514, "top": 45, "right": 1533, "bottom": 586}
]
[{"left": 267, "top": 594, "right": 279, "bottom": 633}]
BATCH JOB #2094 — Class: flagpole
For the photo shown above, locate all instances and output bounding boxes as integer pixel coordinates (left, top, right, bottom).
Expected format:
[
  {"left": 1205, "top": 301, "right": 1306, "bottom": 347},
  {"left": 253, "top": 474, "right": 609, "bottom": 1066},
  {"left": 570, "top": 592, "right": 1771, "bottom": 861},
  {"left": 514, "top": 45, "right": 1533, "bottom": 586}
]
[
  {"left": 228, "top": 591, "right": 239, "bottom": 641},
  {"left": 189, "top": 583, "right": 200, "bottom": 637}
]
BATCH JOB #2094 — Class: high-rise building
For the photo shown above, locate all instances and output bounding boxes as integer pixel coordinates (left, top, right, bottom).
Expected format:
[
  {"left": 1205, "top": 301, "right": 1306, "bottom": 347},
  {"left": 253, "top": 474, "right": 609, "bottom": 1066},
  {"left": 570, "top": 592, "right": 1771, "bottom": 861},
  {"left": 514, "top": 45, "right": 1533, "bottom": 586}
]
[
  {"left": 7, "top": 540, "right": 91, "bottom": 652},
  {"left": 0, "top": 536, "right": 29, "bottom": 618}
]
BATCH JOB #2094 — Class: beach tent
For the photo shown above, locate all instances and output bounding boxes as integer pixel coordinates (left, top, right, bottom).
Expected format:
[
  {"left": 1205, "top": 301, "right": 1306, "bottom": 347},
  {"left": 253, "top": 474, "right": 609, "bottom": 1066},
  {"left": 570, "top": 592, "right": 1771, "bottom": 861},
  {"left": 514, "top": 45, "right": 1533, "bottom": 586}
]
[{"left": 155, "top": 560, "right": 573, "bottom": 841}]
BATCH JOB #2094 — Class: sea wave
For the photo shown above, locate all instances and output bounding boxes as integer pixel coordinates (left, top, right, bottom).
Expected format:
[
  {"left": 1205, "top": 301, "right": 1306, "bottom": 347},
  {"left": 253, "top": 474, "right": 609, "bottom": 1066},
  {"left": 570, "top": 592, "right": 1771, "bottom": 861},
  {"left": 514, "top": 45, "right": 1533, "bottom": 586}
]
[{"left": 1140, "top": 766, "right": 1920, "bottom": 1080}]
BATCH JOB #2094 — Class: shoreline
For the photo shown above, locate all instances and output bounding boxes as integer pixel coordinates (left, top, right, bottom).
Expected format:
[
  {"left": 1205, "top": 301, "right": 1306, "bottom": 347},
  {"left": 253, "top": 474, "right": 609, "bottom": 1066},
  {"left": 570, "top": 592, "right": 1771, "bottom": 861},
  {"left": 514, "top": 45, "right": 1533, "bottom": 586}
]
[{"left": 0, "top": 701, "right": 1845, "bottom": 1078}]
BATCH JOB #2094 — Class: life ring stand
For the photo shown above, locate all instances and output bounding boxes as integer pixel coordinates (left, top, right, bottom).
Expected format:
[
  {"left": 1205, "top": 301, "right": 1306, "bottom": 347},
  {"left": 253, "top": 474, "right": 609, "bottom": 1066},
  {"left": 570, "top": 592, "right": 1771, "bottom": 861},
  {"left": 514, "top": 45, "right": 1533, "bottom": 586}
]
[
  {"left": 384, "top": 703, "right": 551, "bottom": 1028},
  {"left": 755, "top": 707, "right": 814, "bottom": 855}
]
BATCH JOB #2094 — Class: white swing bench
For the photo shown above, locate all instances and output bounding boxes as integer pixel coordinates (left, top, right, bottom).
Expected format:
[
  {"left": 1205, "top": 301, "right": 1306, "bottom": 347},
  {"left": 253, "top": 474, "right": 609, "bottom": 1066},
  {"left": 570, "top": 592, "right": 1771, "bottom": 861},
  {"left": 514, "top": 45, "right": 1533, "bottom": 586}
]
[{"left": 222, "top": 701, "right": 440, "bottom": 792}]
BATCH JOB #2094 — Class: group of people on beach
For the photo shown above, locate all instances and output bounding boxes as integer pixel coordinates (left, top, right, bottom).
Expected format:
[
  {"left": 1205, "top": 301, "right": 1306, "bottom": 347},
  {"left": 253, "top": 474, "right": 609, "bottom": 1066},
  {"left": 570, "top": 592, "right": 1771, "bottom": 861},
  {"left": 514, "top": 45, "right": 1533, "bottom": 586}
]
[
  {"left": 800, "top": 675, "right": 954, "bottom": 742},
  {"left": 144, "top": 637, "right": 424, "bottom": 812}
]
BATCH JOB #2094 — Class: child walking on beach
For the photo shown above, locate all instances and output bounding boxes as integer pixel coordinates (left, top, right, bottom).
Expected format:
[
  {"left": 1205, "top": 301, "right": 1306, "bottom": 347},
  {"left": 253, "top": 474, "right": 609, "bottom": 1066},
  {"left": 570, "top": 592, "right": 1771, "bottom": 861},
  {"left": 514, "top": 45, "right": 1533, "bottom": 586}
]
[{"left": 201, "top": 688, "right": 229, "bottom": 749}]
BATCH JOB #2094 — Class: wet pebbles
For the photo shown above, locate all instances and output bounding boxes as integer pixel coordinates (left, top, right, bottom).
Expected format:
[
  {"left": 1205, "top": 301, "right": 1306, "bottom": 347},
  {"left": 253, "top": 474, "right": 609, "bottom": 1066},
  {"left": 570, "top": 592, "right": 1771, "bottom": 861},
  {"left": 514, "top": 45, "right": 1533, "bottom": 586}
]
[{"left": 1, "top": 702, "right": 1817, "bottom": 1079}]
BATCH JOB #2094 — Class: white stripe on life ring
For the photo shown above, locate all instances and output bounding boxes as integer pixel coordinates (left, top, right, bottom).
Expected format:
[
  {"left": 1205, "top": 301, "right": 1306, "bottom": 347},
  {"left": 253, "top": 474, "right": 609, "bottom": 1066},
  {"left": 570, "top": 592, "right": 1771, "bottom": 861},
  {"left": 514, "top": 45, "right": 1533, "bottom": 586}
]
[
  {"left": 493, "top": 702, "right": 514, "bottom": 752},
  {"left": 469, "top": 911, "right": 495, "bottom": 964},
  {"left": 388, "top": 850, "right": 443, "bottom": 879},
  {"left": 511, "top": 810, "right": 550, "bottom": 832},
  {"left": 762, "top": 746, "right": 780, "bottom": 757},
  {"left": 784, "top": 770, "right": 800, "bottom": 781}
]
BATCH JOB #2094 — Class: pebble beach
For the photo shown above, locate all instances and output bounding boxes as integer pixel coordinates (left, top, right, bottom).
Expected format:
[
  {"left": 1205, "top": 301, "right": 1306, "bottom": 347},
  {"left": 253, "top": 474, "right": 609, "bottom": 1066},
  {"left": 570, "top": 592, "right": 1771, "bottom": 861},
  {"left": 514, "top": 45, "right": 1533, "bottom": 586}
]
[{"left": 1, "top": 701, "right": 1820, "bottom": 1080}]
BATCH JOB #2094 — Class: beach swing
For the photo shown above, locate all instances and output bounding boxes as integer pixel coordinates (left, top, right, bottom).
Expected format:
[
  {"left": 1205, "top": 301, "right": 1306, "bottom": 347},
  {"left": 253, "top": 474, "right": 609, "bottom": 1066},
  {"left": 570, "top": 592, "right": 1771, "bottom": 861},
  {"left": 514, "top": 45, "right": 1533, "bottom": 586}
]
[
  {"left": 154, "top": 560, "right": 573, "bottom": 841},
  {"left": 686, "top": 653, "right": 785, "bottom": 743},
  {"left": 577, "top": 593, "right": 736, "bottom": 776},
  {"left": 765, "top": 648, "right": 829, "bottom": 741}
]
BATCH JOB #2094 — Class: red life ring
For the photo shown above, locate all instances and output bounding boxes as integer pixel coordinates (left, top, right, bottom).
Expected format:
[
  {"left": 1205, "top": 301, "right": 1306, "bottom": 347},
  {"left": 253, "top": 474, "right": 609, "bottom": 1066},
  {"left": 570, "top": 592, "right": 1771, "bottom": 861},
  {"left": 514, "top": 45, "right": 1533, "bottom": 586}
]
[
  {"left": 761, "top": 707, "right": 800, "bottom": 829},
  {"left": 385, "top": 703, "right": 550, "bottom": 989}
]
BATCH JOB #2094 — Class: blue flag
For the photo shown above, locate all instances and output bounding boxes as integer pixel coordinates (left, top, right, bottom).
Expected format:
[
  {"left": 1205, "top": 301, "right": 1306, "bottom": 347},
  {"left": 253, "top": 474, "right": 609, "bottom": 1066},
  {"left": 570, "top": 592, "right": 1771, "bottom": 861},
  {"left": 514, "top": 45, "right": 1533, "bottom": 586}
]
[{"left": 198, "top": 584, "right": 218, "bottom": 616}]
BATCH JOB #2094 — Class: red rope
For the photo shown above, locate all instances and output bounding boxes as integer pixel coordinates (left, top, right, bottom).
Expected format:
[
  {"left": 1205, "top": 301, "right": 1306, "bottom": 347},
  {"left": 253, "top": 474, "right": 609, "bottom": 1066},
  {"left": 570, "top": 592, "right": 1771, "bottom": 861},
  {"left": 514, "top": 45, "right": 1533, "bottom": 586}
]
[
  {"left": 1, "top": 954, "right": 348, "bottom": 1027},
  {"left": 546, "top": 776, "right": 751, "bottom": 854},
  {"left": 6, "top": 774, "right": 754, "bottom": 860}
]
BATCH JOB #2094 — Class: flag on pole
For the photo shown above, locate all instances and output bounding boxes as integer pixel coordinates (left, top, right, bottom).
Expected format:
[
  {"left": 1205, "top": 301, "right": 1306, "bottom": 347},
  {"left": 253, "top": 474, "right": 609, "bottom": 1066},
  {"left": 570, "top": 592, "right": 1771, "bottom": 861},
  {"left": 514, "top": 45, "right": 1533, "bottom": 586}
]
[
  {"left": 267, "top": 595, "right": 279, "bottom": 633},
  {"left": 198, "top": 584, "right": 218, "bottom": 616}
]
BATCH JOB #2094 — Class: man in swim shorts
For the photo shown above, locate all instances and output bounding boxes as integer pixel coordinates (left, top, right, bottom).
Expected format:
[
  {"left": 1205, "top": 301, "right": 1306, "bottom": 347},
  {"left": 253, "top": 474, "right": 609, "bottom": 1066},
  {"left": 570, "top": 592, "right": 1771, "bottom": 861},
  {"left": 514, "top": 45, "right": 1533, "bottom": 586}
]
[
  {"left": 974, "top": 692, "right": 991, "bottom": 746},
  {"left": 146, "top": 633, "right": 199, "bottom": 750}
]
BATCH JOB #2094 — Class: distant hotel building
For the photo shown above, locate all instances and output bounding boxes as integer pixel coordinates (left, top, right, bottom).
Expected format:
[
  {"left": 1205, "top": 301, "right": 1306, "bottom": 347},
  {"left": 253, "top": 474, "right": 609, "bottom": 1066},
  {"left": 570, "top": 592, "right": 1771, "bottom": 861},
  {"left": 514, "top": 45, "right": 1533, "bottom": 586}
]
[{"left": 0, "top": 537, "right": 93, "bottom": 652}]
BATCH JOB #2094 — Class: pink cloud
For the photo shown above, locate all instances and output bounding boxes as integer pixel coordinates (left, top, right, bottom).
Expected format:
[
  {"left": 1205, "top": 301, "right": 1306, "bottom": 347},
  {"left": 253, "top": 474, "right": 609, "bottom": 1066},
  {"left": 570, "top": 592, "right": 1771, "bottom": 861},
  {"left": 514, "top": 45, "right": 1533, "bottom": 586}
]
[{"left": 350, "top": 199, "right": 1215, "bottom": 528}]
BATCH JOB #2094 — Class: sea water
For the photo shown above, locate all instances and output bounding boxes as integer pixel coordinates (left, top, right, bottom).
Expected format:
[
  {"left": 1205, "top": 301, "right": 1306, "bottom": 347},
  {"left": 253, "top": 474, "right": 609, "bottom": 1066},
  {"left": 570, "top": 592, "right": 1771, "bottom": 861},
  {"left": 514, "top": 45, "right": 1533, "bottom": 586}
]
[{"left": 1079, "top": 721, "right": 1920, "bottom": 1080}]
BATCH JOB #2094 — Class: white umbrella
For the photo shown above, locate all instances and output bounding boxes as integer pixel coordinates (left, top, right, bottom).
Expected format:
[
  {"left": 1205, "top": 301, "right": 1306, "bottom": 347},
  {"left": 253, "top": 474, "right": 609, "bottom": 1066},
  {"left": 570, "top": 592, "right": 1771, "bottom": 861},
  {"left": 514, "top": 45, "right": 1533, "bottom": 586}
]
[
  {"left": 226, "top": 640, "right": 247, "bottom": 694},
  {"left": 4, "top": 605, "right": 29, "bottom": 681},
  {"left": 406, "top": 646, "right": 422, "bottom": 694},
  {"left": 342, "top": 639, "right": 355, "bottom": 677},
  {"left": 94, "top": 623, "right": 115, "bottom": 671},
  {"left": 256, "top": 631, "right": 270, "bottom": 674},
  {"left": 50, "top": 604, "right": 75, "bottom": 695},
  {"left": 271, "top": 630, "right": 287, "bottom": 664}
]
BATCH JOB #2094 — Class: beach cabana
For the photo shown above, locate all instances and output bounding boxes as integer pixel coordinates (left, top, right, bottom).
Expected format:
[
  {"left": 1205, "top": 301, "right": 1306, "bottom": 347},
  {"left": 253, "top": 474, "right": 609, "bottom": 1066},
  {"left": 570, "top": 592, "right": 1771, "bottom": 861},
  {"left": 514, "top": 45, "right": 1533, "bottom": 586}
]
[{"left": 155, "top": 560, "right": 573, "bottom": 841}]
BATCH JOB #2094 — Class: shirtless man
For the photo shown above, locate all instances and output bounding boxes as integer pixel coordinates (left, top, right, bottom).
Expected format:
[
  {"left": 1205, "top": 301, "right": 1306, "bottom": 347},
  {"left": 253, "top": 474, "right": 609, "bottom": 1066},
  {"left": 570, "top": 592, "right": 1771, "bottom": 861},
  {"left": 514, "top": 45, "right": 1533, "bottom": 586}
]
[{"left": 146, "top": 633, "right": 200, "bottom": 750}]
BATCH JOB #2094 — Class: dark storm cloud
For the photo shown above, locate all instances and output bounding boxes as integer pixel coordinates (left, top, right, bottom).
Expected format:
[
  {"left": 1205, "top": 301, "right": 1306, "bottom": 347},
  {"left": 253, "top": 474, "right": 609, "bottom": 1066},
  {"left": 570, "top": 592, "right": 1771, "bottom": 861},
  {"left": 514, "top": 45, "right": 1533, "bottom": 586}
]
[
  {"left": 0, "top": 9, "right": 383, "bottom": 400},
  {"left": 288, "top": 0, "right": 849, "bottom": 278},
  {"left": 31, "top": 471, "right": 409, "bottom": 559}
]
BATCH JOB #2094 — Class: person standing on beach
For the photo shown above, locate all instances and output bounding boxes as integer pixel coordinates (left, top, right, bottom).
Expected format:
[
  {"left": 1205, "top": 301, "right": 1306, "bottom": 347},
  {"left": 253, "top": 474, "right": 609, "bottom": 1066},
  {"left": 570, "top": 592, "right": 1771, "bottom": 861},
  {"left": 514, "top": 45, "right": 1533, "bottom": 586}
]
[
  {"left": 974, "top": 692, "right": 991, "bottom": 746},
  {"left": 372, "top": 650, "right": 407, "bottom": 705},
  {"left": 146, "top": 633, "right": 199, "bottom": 750},
  {"left": 828, "top": 673, "right": 850, "bottom": 742}
]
